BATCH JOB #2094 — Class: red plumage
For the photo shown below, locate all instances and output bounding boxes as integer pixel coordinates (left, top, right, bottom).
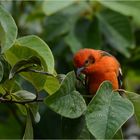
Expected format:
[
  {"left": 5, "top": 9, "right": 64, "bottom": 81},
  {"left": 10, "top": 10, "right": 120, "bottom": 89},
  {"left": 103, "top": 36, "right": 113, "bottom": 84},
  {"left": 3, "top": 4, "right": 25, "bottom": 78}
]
[{"left": 73, "top": 48, "right": 122, "bottom": 95}]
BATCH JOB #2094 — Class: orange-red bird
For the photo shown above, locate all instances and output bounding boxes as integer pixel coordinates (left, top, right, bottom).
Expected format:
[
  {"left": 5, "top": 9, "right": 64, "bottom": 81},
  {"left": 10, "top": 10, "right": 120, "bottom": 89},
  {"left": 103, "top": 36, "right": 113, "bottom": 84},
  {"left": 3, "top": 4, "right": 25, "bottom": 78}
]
[{"left": 73, "top": 48, "right": 122, "bottom": 95}]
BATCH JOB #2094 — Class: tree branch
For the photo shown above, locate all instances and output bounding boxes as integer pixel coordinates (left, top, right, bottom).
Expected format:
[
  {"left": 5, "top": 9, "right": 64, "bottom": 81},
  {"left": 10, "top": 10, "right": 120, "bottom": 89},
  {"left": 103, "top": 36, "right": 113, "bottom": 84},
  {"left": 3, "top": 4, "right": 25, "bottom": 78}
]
[{"left": 0, "top": 97, "right": 43, "bottom": 105}]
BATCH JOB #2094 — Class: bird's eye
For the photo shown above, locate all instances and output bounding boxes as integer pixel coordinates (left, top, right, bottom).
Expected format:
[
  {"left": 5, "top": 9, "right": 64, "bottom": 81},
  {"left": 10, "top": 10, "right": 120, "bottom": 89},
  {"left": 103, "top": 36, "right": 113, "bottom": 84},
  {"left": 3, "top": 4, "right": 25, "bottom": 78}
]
[
  {"left": 88, "top": 55, "right": 95, "bottom": 64},
  {"left": 85, "top": 60, "right": 89, "bottom": 64},
  {"left": 85, "top": 60, "right": 88, "bottom": 64},
  {"left": 84, "top": 55, "right": 95, "bottom": 66}
]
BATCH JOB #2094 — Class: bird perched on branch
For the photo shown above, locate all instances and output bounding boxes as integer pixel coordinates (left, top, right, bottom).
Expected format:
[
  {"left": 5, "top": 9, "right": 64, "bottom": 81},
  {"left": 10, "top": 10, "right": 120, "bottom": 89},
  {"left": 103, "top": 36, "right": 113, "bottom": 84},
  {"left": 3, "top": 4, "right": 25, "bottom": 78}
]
[{"left": 73, "top": 48, "right": 123, "bottom": 95}]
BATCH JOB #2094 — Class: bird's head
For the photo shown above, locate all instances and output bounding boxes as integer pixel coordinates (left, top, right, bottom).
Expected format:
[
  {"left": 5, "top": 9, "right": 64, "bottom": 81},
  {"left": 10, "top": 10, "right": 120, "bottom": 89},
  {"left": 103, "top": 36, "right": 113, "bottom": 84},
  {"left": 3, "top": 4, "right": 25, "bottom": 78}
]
[{"left": 73, "top": 49, "right": 98, "bottom": 76}]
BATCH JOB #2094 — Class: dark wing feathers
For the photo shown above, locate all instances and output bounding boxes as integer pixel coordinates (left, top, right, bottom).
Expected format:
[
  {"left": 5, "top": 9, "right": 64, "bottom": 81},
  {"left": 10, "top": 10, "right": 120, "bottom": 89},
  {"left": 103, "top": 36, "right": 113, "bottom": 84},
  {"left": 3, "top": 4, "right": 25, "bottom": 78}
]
[
  {"left": 117, "top": 68, "right": 123, "bottom": 88},
  {"left": 100, "top": 51, "right": 112, "bottom": 57}
]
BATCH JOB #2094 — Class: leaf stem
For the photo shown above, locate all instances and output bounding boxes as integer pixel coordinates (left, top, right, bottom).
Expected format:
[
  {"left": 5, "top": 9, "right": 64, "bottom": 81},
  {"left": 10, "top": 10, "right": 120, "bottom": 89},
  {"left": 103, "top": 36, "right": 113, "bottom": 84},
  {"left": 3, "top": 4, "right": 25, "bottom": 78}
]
[
  {"left": 27, "top": 69, "right": 55, "bottom": 76},
  {"left": 17, "top": 68, "right": 55, "bottom": 77}
]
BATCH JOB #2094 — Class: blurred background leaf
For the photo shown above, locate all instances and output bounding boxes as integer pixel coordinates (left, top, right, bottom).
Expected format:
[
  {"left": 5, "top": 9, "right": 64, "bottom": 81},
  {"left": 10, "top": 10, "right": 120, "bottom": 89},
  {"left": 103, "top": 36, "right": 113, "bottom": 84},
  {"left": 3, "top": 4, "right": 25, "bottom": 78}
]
[
  {"left": 42, "top": 0, "right": 76, "bottom": 16},
  {"left": 98, "top": 1, "right": 140, "bottom": 25},
  {"left": 97, "top": 9, "right": 134, "bottom": 57},
  {"left": 0, "top": 5, "right": 17, "bottom": 53}
]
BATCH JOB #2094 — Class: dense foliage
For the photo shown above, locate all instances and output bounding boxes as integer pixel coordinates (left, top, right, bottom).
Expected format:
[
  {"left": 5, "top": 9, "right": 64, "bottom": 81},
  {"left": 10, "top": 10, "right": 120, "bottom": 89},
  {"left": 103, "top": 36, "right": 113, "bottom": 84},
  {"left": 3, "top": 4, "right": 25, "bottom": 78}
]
[{"left": 0, "top": 1, "right": 140, "bottom": 139}]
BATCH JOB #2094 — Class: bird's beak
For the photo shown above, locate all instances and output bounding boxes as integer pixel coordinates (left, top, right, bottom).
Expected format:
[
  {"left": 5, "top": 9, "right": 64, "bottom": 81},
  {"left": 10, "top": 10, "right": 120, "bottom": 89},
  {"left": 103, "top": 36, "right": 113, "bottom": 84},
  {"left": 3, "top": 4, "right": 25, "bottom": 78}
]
[{"left": 76, "top": 67, "right": 85, "bottom": 76}]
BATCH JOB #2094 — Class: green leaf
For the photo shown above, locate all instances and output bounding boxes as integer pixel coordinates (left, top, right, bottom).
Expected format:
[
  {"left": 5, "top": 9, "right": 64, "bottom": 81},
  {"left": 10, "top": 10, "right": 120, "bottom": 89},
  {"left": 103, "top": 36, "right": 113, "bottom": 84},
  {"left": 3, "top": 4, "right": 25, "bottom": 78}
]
[
  {"left": 0, "top": 85, "right": 6, "bottom": 95},
  {"left": 0, "top": 61, "right": 4, "bottom": 82},
  {"left": 2, "top": 79, "right": 21, "bottom": 93},
  {"left": 85, "top": 81, "right": 134, "bottom": 139},
  {"left": 28, "top": 103, "right": 40, "bottom": 123},
  {"left": 5, "top": 35, "right": 54, "bottom": 73},
  {"left": 0, "top": 112, "right": 22, "bottom": 139},
  {"left": 64, "top": 26, "right": 82, "bottom": 53},
  {"left": 98, "top": 0, "right": 140, "bottom": 25},
  {"left": 12, "top": 90, "right": 36, "bottom": 101},
  {"left": 98, "top": 9, "right": 134, "bottom": 57},
  {"left": 124, "top": 70, "right": 140, "bottom": 91},
  {"left": 0, "top": 56, "right": 10, "bottom": 83},
  {"left": 0, "top": 5, "right": 17, "bottom": 53},
  {"left": 42, "top": 0, "right": 76, "bottom": 15},
  {"left": 23, "top": 108, "right": 33, "bottom": 139},
  {"left": 62, "top": 116, "right": 90, "bottom": 139},
  {"left": 113, "top": 129, "right": 123, "bottom": 139},
  {"left": 125, "top": 91, "right": 140, "bottom": 126},
  {"left": 44, "top": 76, "right": 60, "bottom": 95},
  {"left": 75, "top": 17, "right": 102, "bottom": 50},
  {"left": 45, "top": 71, "right": 87, "bottom": 118},
  {"left": 16, "top": 104, "right": 27, "bottom": 116},
  {"left": 11, "top": 94, "right": 27, "bottom": 116},
  {"left": 9, "top": 56, "right": 42, "bottom": 79},
  {"left": 5, "top": 35, "right": 55, "bottom": 91},
  {"left": 43, "top": 13, "right": 74, "bottom": 41},
  {"left": 62, "top": 3, "right": 93, "bottom": 52},
  {"left": 77, "top": 117, "right": 91, "bottom": 139},
  {"left": 42, "top": 1, "right": 90, "bottom": 41},
  {"left": 57, "top": 74, "right": 66, "bottom": 83},
  {"left": 65, "top": 14, "right": 101, "bottom": 53}
]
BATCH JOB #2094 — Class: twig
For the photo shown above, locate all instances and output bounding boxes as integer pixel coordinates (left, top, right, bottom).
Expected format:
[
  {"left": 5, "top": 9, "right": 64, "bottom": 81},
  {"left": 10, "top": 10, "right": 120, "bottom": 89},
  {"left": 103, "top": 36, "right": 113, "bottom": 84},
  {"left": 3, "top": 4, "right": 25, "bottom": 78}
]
[
  {"left": 0, "top": 97, "right": 43, "bottom": 105},
  {"left": 17, "top": 68, "right": 55, "bottom": 77}
]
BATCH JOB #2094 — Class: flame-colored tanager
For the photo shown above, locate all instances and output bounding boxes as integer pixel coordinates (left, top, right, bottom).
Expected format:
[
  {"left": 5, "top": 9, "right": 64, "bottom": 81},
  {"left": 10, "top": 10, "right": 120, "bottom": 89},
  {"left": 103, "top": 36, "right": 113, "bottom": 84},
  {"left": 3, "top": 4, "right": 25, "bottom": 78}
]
[{"left": 73, "top": 48, "right": 123, "bottom": 95}]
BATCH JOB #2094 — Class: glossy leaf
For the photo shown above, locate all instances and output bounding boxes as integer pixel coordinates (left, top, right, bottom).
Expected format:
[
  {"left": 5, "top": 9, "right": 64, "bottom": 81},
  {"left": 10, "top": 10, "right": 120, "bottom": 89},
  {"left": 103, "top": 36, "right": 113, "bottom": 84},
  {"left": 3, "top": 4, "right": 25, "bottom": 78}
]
[
  {"left": 125, "top": 91, "right": 140, "bottom": 126},
  {"left": 5, "top": 35, "right": 55, "bottom": 91},
  {"left": 98, "top": 0, "right": 140, "bottom": 25},
  {"left": 23, "top": 108, "right": 33, "bottom": 139},
  {"left": 2, "top": 79, "right": 21, "bottom": 93},
  {"left": 28, "top": 103, "right": 40, "bottom": 123},
  {"left": 9, "top": 56, "right": 41, "bottom": 79},
  {"left": 0, "top": 5, "right": 17, "bottom": 53},
  {"left": 0, "top": 56, "right": 11, "bottom": 83},
  {"left": 0, "top": 61, "right": 4, "bottom": 82},
  {"left": 11, "top": 95, "right": 27, "bottom": 116},
  {"left": 85, "top": 81, "right": 134, "bottom": 139},
  {"left": 98, "top": 9, "right": 134, "bottom": 57},
  {"left": 42, "top": 0, "right": 76, "bottom": 15},
  {"left": 12, "top": 90, "right": 36, "bottom": 101},
  {"left": 5, "top": 35, "right": 54, "bottom": 73},
  {"left": 45, "top": 71, "right": 87, "bottom": 118},
  {"left": 0, "top": 85, "right": 6, "bottom": 95},
  {"left": 44, "top": 76, "right": 60, "bottom": 95}
]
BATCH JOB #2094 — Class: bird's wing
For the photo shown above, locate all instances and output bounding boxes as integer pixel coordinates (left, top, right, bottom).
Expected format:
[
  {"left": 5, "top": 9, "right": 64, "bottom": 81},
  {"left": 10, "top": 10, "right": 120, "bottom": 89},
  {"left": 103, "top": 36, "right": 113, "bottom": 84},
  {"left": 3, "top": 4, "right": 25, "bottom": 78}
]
[{"left": 117, "top": 68, "right": 123, "bottom": 88}]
